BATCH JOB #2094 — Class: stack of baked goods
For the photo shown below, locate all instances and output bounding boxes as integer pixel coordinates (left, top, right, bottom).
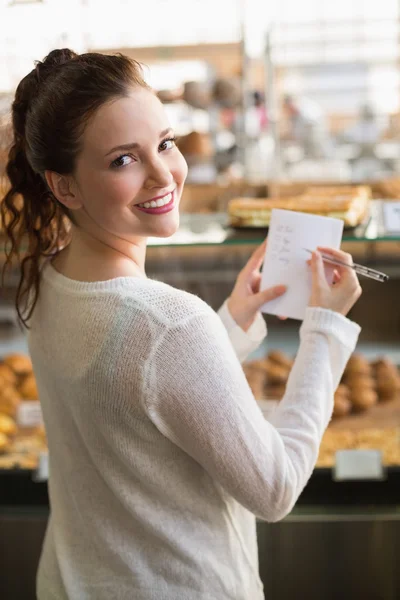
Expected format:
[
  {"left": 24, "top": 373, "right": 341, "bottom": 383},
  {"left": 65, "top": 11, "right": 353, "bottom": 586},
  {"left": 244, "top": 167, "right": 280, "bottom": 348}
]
[
  {"left": 333, "top": 354, "right": 400, "bottom": 418},
  {"left": 228, "top": 184, "right": 371, "bottom": 229},
  {"left": 243, "top": 350, "right": 293, "bottom": 400},
  {"left": 0, "top": 353, "right": 46, "bottom": 470},
  {"left": 244, "top": 350, "right": 400, "bottom": 411}
]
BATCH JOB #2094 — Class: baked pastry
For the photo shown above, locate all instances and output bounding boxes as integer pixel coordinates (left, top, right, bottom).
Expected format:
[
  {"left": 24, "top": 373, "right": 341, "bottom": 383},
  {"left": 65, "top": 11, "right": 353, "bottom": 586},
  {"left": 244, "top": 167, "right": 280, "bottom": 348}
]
[
  {"left": 3, "top": 353, "right": 33, "bottom": 376},
  {"left": 245, "top": 370, "right": 266, "bottom": 399},
  {"left": 267, "top": 350, "right": 293, "bottom": 370},
  {"left": 0, "top": 364, "right": 17, "bottom": 386},
  {"left": 0, "top": 414, "right": 17, "bottom": 437},
  {"left": 333, "top": 396, "right": 351, "bottom": 418},
  {"left": 264, "top": 360, "right": 289, "bottom": 384},
  {"left": 0, "top": 386, "right": 20, "bottom": 417},
  {"left": 19, "top": 375, "right": 38, "bottom": 400},
  {"left": 264, "top": 384, "right": 286, "bottom": 399},
  {"left": 345, "top": 354, "right": 371, "bottom": 376},
  {"left": 335, "top": 383, "right": 350, "bottom": 397},
  {"left": 347, "top": 376, "right": 376, "bottom": 392},
  {"left": 351, "top": 389, "right": 378, "bottom": 412},
  {"left": 228, "top": 186, "right": 370, "bottom": 228}
]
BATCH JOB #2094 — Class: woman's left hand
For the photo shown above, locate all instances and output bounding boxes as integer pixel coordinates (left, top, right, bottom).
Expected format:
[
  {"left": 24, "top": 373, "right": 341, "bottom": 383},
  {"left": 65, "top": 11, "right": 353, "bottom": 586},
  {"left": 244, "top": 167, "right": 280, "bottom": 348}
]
[{"left": 227, "top": 240, "right": 287, "bottom": 332}]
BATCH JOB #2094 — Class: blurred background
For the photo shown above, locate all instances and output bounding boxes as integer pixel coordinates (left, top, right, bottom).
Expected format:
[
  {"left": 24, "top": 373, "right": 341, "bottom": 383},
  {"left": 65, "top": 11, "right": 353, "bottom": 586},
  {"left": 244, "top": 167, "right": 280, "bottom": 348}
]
[{"left": 1, "top": 2, "right": 400, "bottom": 600}]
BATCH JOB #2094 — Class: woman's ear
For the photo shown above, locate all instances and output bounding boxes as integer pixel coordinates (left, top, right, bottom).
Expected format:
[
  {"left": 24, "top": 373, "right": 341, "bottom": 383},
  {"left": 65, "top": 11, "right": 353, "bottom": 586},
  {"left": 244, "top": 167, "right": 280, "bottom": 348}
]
[{"left": 45, "top": 171, "right": 82, "bottom": 210}]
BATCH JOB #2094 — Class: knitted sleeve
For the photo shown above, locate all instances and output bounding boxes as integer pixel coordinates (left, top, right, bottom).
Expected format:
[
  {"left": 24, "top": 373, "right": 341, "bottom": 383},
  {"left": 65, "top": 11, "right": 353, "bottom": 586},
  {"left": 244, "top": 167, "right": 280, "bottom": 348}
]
[
  {"left": 217, "top": 300, "right": 267, "bottom": 363},
  {"left": 143, "top": 303, "right": 360, "bottom": 522}
]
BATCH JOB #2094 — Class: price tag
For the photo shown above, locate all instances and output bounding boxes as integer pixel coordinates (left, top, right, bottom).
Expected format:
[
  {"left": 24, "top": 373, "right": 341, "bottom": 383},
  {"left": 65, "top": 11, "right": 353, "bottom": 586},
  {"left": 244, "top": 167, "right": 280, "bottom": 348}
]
[
  {"left": 33, "top": 451, "right": 49, "bottom": 482},
  {"left": 16, "top": 401, "right": 43, "bottom": 428},
  {"left": 334, "top": 449, "right": 385, "bottom": 481},
  {"left": 383, "top": 202, "right": 400, "bottom": 233}
]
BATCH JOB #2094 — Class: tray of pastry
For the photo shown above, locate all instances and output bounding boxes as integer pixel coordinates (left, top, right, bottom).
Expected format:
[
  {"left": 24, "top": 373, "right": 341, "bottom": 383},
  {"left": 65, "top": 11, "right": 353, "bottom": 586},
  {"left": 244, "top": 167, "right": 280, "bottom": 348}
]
[
  {"left": 228, "top": 185, "right": 371, "bottom": 230},
  {"left": 244, "top": 350, "right": 400, "bottom": 468},
  {"left": 0, "top": 353, "right": 46, "bottom": 472}
]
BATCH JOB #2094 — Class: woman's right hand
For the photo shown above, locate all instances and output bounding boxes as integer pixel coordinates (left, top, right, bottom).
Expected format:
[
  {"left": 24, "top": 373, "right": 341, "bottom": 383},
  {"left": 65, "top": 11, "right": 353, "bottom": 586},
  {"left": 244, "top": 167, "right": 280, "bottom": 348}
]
[{"left": 308, "top": 247, "right": 362, "bottom": 317}]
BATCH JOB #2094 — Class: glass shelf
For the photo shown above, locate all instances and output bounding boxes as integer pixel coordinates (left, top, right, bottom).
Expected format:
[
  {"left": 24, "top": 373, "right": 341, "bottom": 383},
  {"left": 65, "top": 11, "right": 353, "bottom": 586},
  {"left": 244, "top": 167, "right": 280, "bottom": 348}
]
[
  {"left": 1, "top": 201, "right": 399, "bottom": 254},
  {"left": 147, "top": 201, "right": 400, "bottom": 247}
]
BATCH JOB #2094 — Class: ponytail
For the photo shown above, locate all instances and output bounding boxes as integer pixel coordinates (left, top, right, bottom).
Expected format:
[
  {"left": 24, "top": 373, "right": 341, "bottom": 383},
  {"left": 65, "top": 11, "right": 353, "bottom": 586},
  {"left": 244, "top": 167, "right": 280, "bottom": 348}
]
[{"left": 1, "top": 58, "right": 71, "bottom": 329}]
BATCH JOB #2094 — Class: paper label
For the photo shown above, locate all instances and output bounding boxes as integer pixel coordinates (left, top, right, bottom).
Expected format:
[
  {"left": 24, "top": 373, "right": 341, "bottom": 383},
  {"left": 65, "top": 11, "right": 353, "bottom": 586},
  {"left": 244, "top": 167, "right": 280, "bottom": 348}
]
[
  {"left": 33, "top": 451, "right": 49, "bottom": 482},
  {"left": 383, "top": 202, "right": 400, "bottom": 233},
  {"left": 334, "top": 449, "right": 385, "bottom": 481},
  {"left": 16, "top": 401, "right": 43, "bottom": 428}
]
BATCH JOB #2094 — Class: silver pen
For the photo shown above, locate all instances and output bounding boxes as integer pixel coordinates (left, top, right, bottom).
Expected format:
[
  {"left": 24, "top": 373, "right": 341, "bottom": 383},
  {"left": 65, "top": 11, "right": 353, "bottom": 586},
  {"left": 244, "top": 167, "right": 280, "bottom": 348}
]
[{"left": 303, "top": 249, "right": 389, "bottom": 283}]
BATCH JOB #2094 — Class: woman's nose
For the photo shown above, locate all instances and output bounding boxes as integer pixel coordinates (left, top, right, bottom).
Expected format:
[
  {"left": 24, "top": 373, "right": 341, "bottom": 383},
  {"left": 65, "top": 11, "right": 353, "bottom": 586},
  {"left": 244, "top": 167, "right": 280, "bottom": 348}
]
[{"left": 145, "top": 156, "right": 174, "bottom": 189}]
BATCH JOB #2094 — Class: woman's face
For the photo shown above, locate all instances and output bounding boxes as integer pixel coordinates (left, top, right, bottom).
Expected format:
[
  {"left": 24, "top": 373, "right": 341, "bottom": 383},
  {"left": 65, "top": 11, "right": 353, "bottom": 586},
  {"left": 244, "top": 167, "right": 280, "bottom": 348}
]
[{"left": 73, "top": 87, "right": 188, "bottom": 241}]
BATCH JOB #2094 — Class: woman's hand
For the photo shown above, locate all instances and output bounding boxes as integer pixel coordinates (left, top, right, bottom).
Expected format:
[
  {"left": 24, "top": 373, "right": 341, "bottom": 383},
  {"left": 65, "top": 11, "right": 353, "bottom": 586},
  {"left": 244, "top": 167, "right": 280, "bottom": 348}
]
[
  {"left": 308, "top": 247, "right": 362, "bottom": 316},
  {"left": 227, "top": 240, "right": 287, "bottom": 332}
]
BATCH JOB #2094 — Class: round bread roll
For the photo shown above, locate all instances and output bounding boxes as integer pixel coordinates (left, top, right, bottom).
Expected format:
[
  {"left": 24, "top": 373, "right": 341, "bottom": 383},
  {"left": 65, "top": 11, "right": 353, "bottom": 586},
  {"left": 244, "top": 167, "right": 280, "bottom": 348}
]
[
  {"left": 267, "top": 350, "right": 293, "bottom": 370},
  {"left": 373, "top": 356, "right": 398, "bottom": 372},
  {"left": 344, "top": 372, "right": 375, "bottom": 387},
  {"left": 0, "top": 414, "right": 17, "bottom": 437},
  {"left": 0, "top": 364, "right": 17, "bottom": 386},
  {"left": 34, "top": 424, "right": 47, "bottom": 441},
  {"left": 335, "top": 384, "right": 350, "bottom": 397},
  {"left": 19, "top": 375, "right": 38, "bottom": 400},
  {"left": 246, "top": 372, "right": 266, "bottom": 399},
  {"left": 0, "top": 386, "right": 20, "bottom": 417},
  {"left": 347, "top": 377, "right": 376, "bottom": 393},
  {"left": 351, "top": 389, "right": 378, "bottom": 412},
  {"left": 3, "top": 353, "right": 33, "bottom": 376},
  {"left": 376, "top": 378, "right": 400, "bottom": 400},
  {"left": 264, "top": 384, "right": 286, "bottom": 399},
  {"left": 345, "top": 354, "right": 372, "bottom": 375},
  {"left": 0, "top": 431, "right": 10, "bottom": 453},
  {"left": 333, "top": 395, "right": 352, "bottom": 418},
  {"left": 264, "top": 360, "right": 289, "bottom": 384}
]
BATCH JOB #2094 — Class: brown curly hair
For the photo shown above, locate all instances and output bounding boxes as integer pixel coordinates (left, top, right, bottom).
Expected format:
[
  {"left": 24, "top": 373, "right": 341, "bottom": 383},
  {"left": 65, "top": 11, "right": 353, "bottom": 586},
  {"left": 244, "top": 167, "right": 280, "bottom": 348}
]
[{"left": 1, "top": 48, "right": 150, "bottom": 328}]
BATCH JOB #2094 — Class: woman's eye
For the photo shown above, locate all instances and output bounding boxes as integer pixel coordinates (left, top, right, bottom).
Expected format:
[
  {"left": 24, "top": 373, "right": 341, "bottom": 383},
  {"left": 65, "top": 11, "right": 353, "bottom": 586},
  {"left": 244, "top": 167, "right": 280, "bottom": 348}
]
[
  {"left": 111, "top": 154, "right": 134, "bottom": 168},
  {"left": 159, "top": 137, "right": 177, "bottom": 152}
]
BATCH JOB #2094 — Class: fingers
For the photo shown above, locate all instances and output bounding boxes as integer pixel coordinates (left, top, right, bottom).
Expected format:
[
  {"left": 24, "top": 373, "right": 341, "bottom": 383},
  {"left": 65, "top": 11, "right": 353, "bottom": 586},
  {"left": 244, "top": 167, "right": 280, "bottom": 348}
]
[
  {"left": 242, "top": 238, "right": 267, "bottom": 275},
  {"left": 332, "top": 269, "right": 341, "bottom": 284},
  {"left": 255, "top": 284, "right": 287, "bottom": 308},
  {"left": 317, "top": 246, "right": 361, "bottom": 293},
  {"left": 310, "top": 250, "right": 327, "bottom": 289}
]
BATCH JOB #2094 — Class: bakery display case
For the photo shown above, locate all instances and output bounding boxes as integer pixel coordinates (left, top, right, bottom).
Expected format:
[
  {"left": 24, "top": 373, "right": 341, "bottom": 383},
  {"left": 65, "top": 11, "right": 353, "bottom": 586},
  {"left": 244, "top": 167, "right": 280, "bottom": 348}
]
[{"left": 0, "top": 183, "right": 399, "bottom": 489}]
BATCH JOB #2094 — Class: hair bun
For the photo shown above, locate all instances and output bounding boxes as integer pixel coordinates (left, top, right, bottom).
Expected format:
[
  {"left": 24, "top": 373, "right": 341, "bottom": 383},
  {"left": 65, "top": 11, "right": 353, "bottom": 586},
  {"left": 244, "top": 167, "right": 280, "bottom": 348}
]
[
  {"left": 36, "top": 48, "right": 78, "bottom": 83},
  {"left": 42, "top": 48, "right": 77, "bottom": 68}
]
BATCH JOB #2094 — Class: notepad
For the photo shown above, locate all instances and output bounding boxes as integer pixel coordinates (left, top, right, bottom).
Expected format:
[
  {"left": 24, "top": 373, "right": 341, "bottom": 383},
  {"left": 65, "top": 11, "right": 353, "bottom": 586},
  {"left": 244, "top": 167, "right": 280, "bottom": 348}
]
[{"left": 260, "top": 209, "right": 344, "bottom": 320}]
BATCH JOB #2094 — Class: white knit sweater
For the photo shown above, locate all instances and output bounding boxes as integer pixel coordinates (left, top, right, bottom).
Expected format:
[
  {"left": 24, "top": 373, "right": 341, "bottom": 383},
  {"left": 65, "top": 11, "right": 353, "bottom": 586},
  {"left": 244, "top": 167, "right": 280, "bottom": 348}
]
[{"left": 29, "top": 262, "right": 360, "bottom": 600}]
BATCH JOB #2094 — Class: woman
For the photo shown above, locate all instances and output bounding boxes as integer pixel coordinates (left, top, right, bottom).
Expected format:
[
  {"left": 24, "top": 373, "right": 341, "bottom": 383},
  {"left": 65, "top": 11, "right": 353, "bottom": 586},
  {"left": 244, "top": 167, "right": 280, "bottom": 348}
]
[{"left": 1, "top": 49, "right": 361, "bottom": 600}]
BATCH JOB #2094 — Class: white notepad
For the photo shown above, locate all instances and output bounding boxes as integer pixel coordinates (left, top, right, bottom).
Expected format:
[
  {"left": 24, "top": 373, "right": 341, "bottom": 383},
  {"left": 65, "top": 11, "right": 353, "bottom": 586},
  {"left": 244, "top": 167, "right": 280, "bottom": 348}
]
[{"left": 261, "top": 209, "right": 344, "bottom": 320}]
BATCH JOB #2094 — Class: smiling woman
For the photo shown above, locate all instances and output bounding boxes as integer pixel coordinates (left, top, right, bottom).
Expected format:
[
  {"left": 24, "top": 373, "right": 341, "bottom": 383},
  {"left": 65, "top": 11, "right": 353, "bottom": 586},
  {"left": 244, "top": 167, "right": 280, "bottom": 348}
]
[
  {"left": 0, "top": 48, "right": 362, "bottom": 600},
  {"left": 1, "top": 49, "right": 187, "bottom": 326}
]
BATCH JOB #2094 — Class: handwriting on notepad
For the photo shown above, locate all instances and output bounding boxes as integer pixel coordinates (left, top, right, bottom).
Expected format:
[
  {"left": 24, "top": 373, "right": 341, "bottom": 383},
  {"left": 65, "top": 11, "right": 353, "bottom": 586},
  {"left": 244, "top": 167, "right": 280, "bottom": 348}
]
[{"left": 270, "top": 224, "right": 294, "bottom": 268}]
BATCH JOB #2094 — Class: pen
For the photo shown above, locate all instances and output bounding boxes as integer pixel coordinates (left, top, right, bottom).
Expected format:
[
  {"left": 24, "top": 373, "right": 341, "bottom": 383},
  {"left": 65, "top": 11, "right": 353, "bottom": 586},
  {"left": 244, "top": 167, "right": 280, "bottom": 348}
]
[{"left": 303, "top": 249, "right": 389, "bottom": 283}]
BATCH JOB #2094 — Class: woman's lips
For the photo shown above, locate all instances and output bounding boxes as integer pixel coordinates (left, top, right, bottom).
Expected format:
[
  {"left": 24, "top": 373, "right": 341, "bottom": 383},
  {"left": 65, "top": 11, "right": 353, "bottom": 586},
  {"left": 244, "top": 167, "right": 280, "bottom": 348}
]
[{"left": 135, "top": 191, "right": 175, "bottom": 215}]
